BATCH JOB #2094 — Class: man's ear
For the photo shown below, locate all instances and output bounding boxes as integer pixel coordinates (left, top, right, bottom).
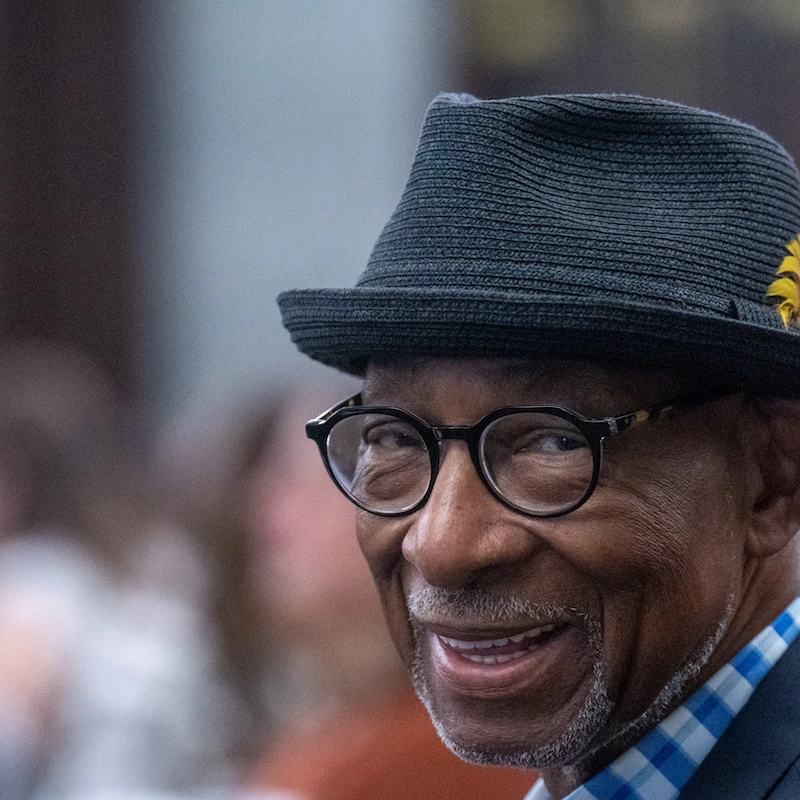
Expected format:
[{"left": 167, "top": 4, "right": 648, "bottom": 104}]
[{"left": 745, "top": 397, "right": 800, "bottom": 558}]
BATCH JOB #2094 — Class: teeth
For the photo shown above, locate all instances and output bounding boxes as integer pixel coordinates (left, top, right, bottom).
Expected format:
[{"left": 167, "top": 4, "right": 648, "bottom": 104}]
[
  {"left": 473, "top": 638, "right": 506, "bottom": 649},
  {"left": 462, "top": 651, "right": 529, "bottom": 664},
  {"left": 439, "top": 623, "right": 557, "bottom": 653}
]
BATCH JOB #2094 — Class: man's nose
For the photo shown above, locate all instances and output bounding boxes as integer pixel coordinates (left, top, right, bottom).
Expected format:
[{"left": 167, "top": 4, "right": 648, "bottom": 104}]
[{"left": 401, "top": 442, "right": 536, "bottom": 589}]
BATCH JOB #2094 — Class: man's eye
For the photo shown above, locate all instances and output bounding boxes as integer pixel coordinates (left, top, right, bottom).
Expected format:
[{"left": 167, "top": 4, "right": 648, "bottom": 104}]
[
  {"left": 540, "top": 432, "right": 587, "bottom": 452},
  {"left": 364, "top": 423, "right": 422, "bottom": 451},
  {"left": 513, "top": 429, "right": 588, "bottom": 454}
]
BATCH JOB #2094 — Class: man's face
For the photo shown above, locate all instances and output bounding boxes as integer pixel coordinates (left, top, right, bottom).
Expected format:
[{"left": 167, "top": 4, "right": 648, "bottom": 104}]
[{"left": 357, "top": 358, "right": 751, "bottom": 769}]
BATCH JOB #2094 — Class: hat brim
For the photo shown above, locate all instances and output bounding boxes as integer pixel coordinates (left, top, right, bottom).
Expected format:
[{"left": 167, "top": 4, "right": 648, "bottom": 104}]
[{"left": 279, "top": 286, "right": 800, "bottom": 395}]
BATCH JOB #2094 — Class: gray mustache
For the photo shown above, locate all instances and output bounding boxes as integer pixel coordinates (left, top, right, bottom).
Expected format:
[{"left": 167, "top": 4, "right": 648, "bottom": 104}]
[{"left": 406, "top": 586, "right": 574, "bottom": 625}]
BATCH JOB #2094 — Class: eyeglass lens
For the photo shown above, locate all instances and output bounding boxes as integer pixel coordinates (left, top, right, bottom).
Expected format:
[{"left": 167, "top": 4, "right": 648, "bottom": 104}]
[
  {"left": 479, "top": 411, "right": 594, "bottom": 515},
  {"left": 326, "top": 410, "right": 595, "bottom": 516}
]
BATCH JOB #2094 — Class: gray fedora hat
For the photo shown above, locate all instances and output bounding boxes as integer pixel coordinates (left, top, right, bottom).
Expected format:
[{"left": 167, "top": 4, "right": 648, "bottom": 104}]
[{"left": 278, "top": 93, "right": 800, "bottom": 393}]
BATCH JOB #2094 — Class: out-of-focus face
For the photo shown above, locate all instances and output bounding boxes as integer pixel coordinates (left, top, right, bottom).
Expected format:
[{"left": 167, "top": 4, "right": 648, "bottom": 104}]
[
  {"left": 244, "top": 398, "right": 372, "bottom": 637},
  {"left": 357, "top": 358, "right": 753, "bottom": 770}
]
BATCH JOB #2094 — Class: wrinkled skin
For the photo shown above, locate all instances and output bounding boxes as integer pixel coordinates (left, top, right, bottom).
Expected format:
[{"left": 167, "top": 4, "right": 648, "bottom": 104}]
[{"left": 355, "top": 358, "right": 800, "bottom": 799}]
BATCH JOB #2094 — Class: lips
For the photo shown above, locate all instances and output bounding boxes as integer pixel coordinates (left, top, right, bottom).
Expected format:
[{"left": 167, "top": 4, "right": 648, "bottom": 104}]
[
  {"left": 414, "top": 615, "right": 583, "bottom": 701},
  {"left": 438, "top": 623, "right": 559, "bottom": 664}
]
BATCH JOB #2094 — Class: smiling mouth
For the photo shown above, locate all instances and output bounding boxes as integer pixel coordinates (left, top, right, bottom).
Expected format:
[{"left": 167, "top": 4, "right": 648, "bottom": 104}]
[{"left": 437, "top": 623, "right": 562, "bottom": 665}]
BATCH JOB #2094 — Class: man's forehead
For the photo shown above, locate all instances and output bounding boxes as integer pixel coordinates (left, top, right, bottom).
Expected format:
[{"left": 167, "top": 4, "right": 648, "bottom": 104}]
[
  {"left": 362, "top": 357, "right": 690, "bottom": 411},
  {"left": 364, "top": 357, "right": 554, "bottom": 389}
]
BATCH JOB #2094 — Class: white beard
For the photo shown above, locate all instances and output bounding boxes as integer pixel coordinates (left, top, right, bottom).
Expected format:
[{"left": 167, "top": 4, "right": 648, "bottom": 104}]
[{"left": 406, "top": 586, "right": 732, "bottom": 770}]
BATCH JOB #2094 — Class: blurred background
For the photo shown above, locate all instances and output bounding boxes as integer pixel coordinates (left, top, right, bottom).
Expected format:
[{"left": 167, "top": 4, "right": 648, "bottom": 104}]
[
  {"left": 1, "top": 1, "right": 800, "bottom": 798},
  {"left": 4, "top": 0, "right": 800, "bottom": 429}
]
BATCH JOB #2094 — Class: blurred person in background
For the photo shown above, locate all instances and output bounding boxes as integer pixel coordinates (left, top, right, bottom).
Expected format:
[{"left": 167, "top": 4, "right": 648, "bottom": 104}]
[
  {"left": 191, "top": 379, "right": 535, "bottom": 800},
  {"left": 0, "top": 339, "right": 238, "bottom": 800}
]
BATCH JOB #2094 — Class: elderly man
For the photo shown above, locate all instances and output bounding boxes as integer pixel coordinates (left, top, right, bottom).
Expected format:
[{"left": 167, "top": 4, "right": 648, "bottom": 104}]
[{"left": 278, "top": 94, "right": 800, "bottom": 800}]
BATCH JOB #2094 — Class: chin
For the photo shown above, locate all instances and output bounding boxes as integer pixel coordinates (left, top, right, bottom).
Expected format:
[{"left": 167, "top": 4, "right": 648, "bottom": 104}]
[{"left": 410, "top": 642, "right": 615, "bottom": 770}]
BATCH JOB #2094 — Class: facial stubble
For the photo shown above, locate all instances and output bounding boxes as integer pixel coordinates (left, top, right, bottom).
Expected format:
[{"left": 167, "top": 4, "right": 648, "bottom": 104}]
[{"left": 407, "top": 587, "right": 731, "bottom": 771}]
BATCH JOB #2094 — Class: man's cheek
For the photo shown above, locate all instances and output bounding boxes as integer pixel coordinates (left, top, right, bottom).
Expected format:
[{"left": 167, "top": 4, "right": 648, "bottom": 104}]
[
  {"left": 376, "top": 578, "right": 416, "bottom": 668},
  {"left": 356, "top": 512, "right": 408, "bottom": 577}
]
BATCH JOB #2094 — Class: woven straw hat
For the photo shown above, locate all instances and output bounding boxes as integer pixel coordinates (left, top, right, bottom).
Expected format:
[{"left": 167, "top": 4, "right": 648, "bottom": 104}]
[{"left": 279, "top": 93, "right": 800, "bottom": 393}]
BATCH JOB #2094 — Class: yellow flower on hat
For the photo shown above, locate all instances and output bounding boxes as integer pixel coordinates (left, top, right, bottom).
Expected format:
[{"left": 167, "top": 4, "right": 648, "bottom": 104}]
[{"left": 767, "top": 236, "right": 800, "bottom": 328}]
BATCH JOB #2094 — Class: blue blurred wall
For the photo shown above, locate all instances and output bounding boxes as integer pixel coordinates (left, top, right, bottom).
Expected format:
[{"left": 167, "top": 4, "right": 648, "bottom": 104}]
[{"left": 137, "top": 1, "right": 452, "bottom": 422}]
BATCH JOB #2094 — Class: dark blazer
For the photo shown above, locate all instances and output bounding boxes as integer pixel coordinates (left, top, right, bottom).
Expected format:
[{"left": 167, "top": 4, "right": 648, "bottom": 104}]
[{"left": 680, "top": 634, "right": 800, "bottom": 799}]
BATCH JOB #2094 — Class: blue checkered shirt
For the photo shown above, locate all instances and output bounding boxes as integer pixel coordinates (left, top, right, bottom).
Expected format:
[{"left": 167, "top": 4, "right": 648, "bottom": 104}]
[{"left": 524, "top": 597, "right": 800, "bottom": 800}]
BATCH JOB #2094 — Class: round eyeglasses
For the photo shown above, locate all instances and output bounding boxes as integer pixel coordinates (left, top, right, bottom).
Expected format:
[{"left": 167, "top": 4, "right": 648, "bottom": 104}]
[{"left": 305, "top": 387, "right": 739, "bottom": 518}]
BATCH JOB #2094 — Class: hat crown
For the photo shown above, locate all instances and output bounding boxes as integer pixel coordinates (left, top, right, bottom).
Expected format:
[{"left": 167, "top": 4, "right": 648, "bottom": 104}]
[
  {"left": 279, "top": 93, "right": 800, "bottom": 392},
  {"left": 359, "top": 93, "right": 800, "bottom": 317}
]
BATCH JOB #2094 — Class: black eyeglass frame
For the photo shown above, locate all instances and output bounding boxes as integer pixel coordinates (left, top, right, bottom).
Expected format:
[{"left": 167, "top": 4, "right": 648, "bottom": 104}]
[{"left": 306, "top": 386, "right": 740, "bottom": 519}]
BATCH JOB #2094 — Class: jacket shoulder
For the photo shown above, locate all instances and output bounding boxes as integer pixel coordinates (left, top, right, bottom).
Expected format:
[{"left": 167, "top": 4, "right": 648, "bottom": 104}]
[{"left": 680, "top": 634, "right": 800, "bottom": 799}]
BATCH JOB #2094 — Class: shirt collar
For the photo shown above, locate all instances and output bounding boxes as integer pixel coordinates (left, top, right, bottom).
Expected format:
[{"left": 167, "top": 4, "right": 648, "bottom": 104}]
[{"left": 524, "top": 597, "right": 800, "bottom": 800}]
